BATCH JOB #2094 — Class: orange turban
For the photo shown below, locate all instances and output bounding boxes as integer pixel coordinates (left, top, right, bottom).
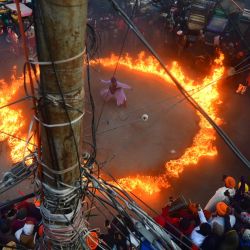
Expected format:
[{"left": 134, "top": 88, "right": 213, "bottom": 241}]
[
  {"left": 86, "top": 231, "right": 99, "bottom": 250},
  {"left": 224, "top": 176, "right": 236, "bottom": 189},
  {"left": 216, "top": 202, "right": 228, "bottom": 216}
]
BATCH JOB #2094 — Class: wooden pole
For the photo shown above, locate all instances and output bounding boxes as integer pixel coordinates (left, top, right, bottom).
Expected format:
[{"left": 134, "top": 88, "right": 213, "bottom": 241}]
[{"left": 33, "top": 0, "right": 88, "bottom": 248}]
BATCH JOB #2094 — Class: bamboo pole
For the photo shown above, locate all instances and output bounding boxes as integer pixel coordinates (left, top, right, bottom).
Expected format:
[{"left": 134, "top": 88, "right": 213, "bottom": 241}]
[{"left": 33, "top": 0, "right": 88, "bottom": 248}]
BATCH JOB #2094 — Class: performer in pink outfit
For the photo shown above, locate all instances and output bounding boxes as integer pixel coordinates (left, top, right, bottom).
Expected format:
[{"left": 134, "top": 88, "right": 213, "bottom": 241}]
[{"left": 100, "top": 77, "right": 131, "bottom": 106}]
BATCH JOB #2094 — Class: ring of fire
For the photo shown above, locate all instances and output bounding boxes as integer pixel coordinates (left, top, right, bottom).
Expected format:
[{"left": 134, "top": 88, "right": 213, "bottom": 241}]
[
  {"left": 0, "top": 52, "right": 225, "bottom": 195},
  {"left": 92, "top": 51, "right": 225, "bottom": 195}
]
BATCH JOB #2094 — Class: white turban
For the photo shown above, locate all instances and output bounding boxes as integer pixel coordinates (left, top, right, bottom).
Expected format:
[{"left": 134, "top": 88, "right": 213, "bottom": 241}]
[{"left": 23, "top": 223, "right": 35, "bottom": 235}]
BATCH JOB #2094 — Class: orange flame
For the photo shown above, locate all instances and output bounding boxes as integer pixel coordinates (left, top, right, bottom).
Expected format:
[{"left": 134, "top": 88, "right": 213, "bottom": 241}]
[
  {"left": 0, "top": 67, "right": 34, "bottom": 163},
  {"left": 93, "top": 51, "right": 225, "bottom": 194},
  {"left": 116, "top": 175, "right": 170, "bottom": 195}
]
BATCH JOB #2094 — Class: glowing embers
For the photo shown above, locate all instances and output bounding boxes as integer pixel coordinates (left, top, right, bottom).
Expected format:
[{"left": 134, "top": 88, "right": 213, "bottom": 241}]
[
  {"left": 94, "top": 51, "right": 225, "bottom": 194},
  {"left": 0, "top": 67, "right": 34, "bottom": 162}
]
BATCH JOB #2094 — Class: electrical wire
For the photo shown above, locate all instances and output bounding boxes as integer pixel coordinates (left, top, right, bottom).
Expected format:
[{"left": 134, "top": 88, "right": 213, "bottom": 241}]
[
  {"left": 17, "top": 21, "right": 34, "bottom": 39},
  {"left": 0, "top": 96, "right": 31, "bottom": 110},
  {"left": 106, "top": 185, "right": 191, "bottom": 249},
  {"left": 0, "top": 192, "right": 35, "bottom": 210},
  {"left": 86, "top": 50, "right": 97, "bottom": 163},
  {"left": 229, "top": 0, "right": 244, "bottom": 11},
  {"left": 234, "top": 55, "right": 250, "bottom": 69},
  {"left": 0, "top": 130, "right": 36, "bottom": 147},
  {"left": 85, "top": 49, "right": 101, "bottom": 223},
  {"left": 86, "top": 23, "right": 101, "bottom": 58},
  {"left": 86, "top": 174, "right": 189, "bottom": 249},
  {"left": 89, "top": 203, "right": 123, "bottom": 250},
  {"left": 62, "top": 214, "right": 87, "bottom": 249},
  {"left": 87, "top": 190, "right": 137, "bottom": 246}
]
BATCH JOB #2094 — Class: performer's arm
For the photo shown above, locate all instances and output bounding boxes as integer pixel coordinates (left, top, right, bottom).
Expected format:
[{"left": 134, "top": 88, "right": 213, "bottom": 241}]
[
  {"left": 117, "top": 81, "right": 132, "bottom": 89},
  {"left": 101, "top": 79, "right": 111, "bottom": 84}
]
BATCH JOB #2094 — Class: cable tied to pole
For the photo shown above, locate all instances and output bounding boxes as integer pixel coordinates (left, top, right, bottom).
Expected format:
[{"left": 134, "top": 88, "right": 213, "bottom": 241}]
[
  {"left": 34, "top": 112, "right": 84, "bottom": 128},
  {"left": 29, "top": 48, "right": 86, "bottom": 65},
  {"left": 36, "top": 176, "right": 86, "bottom": 247}
]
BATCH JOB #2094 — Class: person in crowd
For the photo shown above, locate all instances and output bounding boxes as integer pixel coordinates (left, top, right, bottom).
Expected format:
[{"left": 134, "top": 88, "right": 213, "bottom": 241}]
[
  {"left": 209, "top": 202, "right": 236, "bottom": 236},
  {"left": 176, "top": 30, "right": 187, "bottom": 57},
  {"left": 0, "top": 205, "right": 16, "bottom": 223},
  {"left": 191, "top": 222, "right": 212, "bottom": 247},
  {"left": 200, "top": 235, "right": 221, "bottom": 250},
  {"left": 11, "top": 207, "right": 28, "bottom": 233},
  {"left": 16, "top": 200, "right": 42, "bottom": 222},
  {"left": 214, "top": 35, "right": 221, "bottom": 48},
  {"left": 190, "top": 204, "right": 212, "bottom": 247},
  {"left": 218, "top": 229, "right": 239, "bottom": 250},
  {"left": 239, "top": 228, "right": 250, "bottom": 250},
  {"left": 240, "top": 211, "right": 250, "bottom": 226},
  {"left": 100, "top": 77, "right": 131, "bottom": 107},
  {"left": 101, "top": 215, "right": 130, "bottom": 249},
  {"left": 217, "top": 206, "right": 239, "bottom": 250},
  {"left": 190, "top": 198, "right": 240, "bottom": 250},
  {"left": 235, "top": 176, "right": 249, "bottom": 200},
  {"left": 205, "top": 175, "right": 236, "bottom": 212},
  {"left": 15, "top": 219, "right": 36, "bottom": 249},
  {"left": 177, "top": 218, "right": 195, "bottom": 249},
  {"left": 5, "top": 208, "right": 17, "bottom": 223},
  {"left": 236, "top": 72, "right": 250, "bottom": 95},
  {"left": 153, "top": 175, "right": 248, "bottom": 249},
  {"left": 169, "top": 200, "right": 199, "bottom": 223},
  {"left": 178, "top": 217, "right": 195, "bottom": 236},
  {"left": 99, "top": 220, "right": 115, "bottom": 248}
]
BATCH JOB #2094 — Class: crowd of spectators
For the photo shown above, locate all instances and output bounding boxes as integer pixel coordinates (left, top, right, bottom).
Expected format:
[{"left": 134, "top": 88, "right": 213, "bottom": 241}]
[
  {"left": 153, "top": 175, "right": 250, "bottom": 249},
  {"left": 0, "top": 176, "right": 249, "bottom": 250}
]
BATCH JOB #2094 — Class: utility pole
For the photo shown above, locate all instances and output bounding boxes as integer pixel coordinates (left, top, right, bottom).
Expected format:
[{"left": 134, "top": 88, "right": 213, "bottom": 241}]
[{"left": 33, "top": 0, "right": 88, "bottom": 248}]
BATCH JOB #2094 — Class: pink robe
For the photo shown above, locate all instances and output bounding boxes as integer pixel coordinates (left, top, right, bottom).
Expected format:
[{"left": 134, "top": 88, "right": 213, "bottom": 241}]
[{"left": 100, "top": 79, "right": 131, "bottom": 106}]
